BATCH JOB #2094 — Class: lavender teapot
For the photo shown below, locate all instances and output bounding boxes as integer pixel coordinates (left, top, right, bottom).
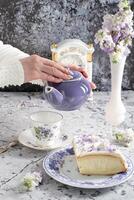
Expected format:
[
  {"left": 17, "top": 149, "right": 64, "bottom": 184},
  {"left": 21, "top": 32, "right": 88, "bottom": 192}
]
[{"left": 43, "top": 70, "right": 91, "bottom": 111}]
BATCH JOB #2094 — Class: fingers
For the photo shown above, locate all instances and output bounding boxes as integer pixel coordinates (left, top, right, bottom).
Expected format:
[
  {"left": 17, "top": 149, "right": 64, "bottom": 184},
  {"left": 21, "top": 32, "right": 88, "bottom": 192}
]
[
  {"left": 41, "top": 64, "right": 73, "bottom": 80},
  {"left": 79, "top": 68, "right": 88, "bottom": 78},
  {"left": 41, "top": 72, "right": 63, "bottom": 83},
  {"left": 68, "top": 64, "right": 97, "bottom": 89},
  {"left": 69, "top": 64, "right": 88, "bottom": 78},
  {"left": 90, "top": 82, "right": 96, "bottom": 89},
  {"left": 41, "top": 58, "right": 69, "bottom": 74},
  {"left": 30, "top": 55, "right": 96, "bottom": 86}
]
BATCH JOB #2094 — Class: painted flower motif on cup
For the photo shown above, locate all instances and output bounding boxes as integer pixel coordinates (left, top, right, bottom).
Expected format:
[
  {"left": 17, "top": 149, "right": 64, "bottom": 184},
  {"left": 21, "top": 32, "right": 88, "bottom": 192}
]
[{"left": 34, "top": 126, "right": 53, "bottom": 141}]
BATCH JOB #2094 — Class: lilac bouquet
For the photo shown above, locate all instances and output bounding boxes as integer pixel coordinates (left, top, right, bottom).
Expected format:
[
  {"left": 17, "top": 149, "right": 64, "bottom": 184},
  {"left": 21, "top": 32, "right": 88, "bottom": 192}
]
[{"left": 95, "top": 0, "right": 134, "bottom": 63}]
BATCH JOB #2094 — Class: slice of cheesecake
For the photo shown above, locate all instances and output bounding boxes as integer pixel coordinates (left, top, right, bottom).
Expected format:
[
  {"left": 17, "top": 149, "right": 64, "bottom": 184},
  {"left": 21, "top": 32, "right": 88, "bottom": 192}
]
[{"left": 73, "top": 134, "right": 128, "bottom": 175}]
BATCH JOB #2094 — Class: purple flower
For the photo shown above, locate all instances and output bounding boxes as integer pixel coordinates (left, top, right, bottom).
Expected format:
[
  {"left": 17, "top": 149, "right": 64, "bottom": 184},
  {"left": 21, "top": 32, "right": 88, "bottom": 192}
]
[
  {"left": 123, "top": 47, "right": 130, "bottom": 56},
  {"left": 101, "top": 40, "right": 115, "bottom": 53},
  {"left": 95, "top": 0, "right": 133, "bottom": 57},
  {"left": 112, "top": 31, "right": 122, "bottom": 43},
  {"left": 102, "top": 14, "right": 114, "bottom": 32},
  {"left": 120, "top": 24, "right": 133, "bottom": 40}
]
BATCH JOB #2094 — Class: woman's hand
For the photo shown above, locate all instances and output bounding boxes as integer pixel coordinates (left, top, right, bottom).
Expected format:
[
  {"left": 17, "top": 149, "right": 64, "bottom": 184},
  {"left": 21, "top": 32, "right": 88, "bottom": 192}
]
[
  {"left": 20, "top": 54, "right": 96, "bottom": 89},
  {"left": 20, "top": 55, "right": 72, "bottom": 83},
  {"left": 69, "top": 64, "right": 96, "bottom": 89}
]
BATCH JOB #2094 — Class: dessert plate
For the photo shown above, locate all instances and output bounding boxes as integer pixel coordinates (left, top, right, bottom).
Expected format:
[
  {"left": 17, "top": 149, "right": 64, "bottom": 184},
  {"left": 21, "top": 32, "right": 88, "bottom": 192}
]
[
  {"left": 43, "top": 145, "right": 134, "bottom": 189},
  {"left": 18, "top": 128, "right": 71, "bottom": 151}
]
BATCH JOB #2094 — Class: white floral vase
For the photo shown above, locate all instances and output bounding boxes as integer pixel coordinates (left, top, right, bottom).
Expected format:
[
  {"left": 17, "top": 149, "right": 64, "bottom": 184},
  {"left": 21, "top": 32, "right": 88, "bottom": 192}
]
[{"left": 105, "top": 51, "right": 128, "bottom": 126}]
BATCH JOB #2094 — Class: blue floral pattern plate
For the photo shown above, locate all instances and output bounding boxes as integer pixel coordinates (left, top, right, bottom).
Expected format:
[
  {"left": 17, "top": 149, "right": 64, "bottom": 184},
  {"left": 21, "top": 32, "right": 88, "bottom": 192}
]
[{"left": 43, "top": 145, "right": 134, "bottom": 189}]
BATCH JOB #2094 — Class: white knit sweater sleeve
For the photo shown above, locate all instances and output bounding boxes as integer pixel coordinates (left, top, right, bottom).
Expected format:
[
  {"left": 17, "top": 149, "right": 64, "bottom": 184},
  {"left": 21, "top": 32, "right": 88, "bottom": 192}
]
[{"left": 0, "top": 41, "right": 43, "bottom": 87}]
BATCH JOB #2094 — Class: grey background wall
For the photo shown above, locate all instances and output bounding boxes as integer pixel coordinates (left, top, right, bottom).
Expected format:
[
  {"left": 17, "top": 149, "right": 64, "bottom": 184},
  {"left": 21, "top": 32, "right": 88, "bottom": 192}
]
[{"left": 0, "top": 0, "right": 133, "bottom": 91}]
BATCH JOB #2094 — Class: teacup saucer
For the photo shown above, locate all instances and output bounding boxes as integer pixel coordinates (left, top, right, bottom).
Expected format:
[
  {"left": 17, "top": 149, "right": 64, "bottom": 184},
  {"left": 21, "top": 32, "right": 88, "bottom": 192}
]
[{"left": 18, "top": 128, "right": 71, "bottom": 151}]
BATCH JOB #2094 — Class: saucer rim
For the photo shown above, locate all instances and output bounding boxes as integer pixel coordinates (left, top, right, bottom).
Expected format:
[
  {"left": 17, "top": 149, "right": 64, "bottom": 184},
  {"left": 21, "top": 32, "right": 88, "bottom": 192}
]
[{"left": 18, "top": 128, "right": 71, "bottom": 151}]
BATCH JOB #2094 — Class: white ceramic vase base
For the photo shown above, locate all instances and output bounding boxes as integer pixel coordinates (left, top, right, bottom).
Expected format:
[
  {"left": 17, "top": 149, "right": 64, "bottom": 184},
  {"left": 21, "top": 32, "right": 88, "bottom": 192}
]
[
  {"left": 105, "top": 54, "right": 127, "bottom": 126},
  {"left": 105, "top": 98, "right": 126, "bottom": 126}
]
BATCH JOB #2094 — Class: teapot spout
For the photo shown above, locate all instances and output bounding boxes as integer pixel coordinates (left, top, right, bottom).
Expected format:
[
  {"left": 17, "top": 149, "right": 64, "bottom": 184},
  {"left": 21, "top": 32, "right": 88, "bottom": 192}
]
[{"left": 45, "top": 86, "right": 63, "bottom": 105}]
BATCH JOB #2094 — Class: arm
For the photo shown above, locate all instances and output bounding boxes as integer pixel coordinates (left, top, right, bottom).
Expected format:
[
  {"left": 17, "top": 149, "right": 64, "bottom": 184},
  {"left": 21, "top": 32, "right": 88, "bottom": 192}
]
[
  {"left": 0, "top": 41, "right": 95, "bottom": 88},
  {"left": 0, "top": 41, "right": 70, "bottom": 87},
  {"left": 0, "top": 41, "right": 29, "bottom": 87}
]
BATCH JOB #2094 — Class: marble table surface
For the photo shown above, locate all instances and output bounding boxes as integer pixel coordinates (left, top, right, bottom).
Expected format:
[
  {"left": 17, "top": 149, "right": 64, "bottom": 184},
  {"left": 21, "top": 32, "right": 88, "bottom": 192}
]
[{"left": 0, "top": 91, "right": 134, "bottom": 200}]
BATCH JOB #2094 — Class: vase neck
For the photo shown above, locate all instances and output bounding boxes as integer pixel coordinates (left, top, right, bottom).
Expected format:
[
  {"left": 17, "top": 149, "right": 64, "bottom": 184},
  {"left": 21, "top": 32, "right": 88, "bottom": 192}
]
[{"left": 110, "top": 55, "right": 126, "bottom": 102}]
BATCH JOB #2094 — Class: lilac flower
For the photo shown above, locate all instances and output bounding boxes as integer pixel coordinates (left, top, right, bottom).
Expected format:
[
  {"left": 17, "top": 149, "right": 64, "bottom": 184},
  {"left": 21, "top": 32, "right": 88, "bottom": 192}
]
[
  {"left": 120, "top": 24, "right": 134, "bottom": 41},
  {"left": 115, "top": 128, "right": 134, "bottom": 147},
  {"left": 22, "top": 171, "right": 42, "bottom": 191},
  {"left": 112, "top": 31, "right": 122, "bottom": 43},
  {"left": 102, "top": 14, "right": 114, "bottom": 32},
  {"left": 118, "top": 0, "right": 130, "bottom": 11},
  {"left": 110, "top": 51, "right": 122, "bottom": 64},
  {"left": 123, "top": 47, "right": 130, "bottom": 57},
  {"left": 95, "top": 32, "right": 115, "bottom": 53},
  {"left": 101, "top": 40, "right": 115, "bottom": 53},
  {"left": 95, "top": 29, "right": 108, "bottom": 44}
]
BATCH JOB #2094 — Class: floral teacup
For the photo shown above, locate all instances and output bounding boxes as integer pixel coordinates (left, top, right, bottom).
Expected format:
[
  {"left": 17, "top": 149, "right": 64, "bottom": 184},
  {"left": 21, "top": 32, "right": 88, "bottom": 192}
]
[{"left": 30, "top": 111, "right": 63, "bottom": 147}]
